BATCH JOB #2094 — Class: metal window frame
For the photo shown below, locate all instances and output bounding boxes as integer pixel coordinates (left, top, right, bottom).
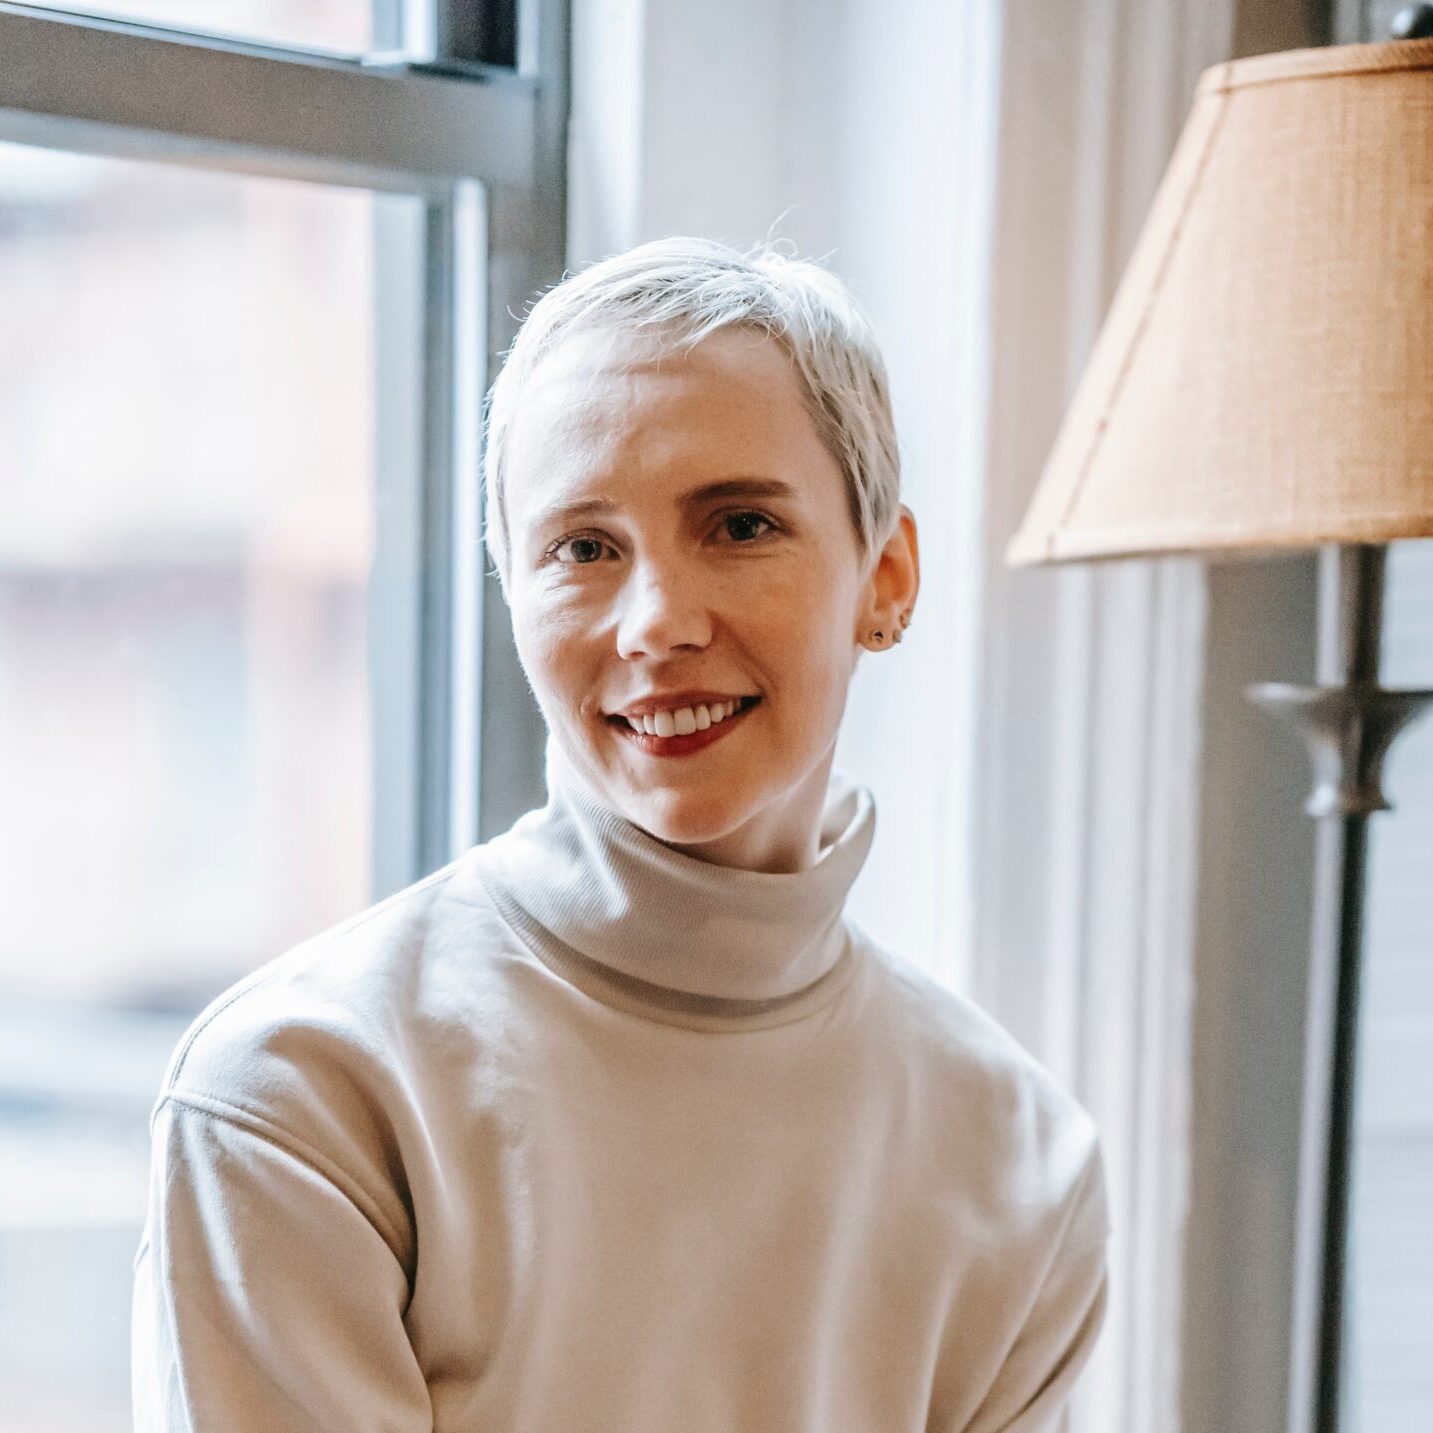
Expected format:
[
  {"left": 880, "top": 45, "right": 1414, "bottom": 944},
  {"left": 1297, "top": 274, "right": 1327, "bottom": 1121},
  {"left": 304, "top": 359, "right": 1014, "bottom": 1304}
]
[{"left": 0, "top": 0, "right": 566, "bottom": 890}]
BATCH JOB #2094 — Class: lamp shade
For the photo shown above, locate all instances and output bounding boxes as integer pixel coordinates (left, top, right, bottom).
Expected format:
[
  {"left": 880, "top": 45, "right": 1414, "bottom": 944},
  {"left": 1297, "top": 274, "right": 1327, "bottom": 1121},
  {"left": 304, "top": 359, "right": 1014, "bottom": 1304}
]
[{"left": 1007, "top": 39, "right": 1433, "bottom": 567}]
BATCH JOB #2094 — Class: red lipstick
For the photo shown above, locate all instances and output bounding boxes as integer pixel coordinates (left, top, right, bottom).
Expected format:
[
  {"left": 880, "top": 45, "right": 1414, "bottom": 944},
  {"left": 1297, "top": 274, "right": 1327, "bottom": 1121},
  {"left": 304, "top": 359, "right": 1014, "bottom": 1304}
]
[{"left": 607, "top": 697, "right": 761, "bottom": 757}]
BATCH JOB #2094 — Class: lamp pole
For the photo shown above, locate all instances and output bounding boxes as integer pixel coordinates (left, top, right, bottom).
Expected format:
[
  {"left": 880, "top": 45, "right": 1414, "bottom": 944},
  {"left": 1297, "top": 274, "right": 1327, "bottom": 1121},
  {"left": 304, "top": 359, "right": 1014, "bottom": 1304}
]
[
  {"left": 1268, "top": 18, "right": 1433, "bottom": 1425},
  {"left": 1248, "top": 544, "right": 1433, "bottom": 1433}
]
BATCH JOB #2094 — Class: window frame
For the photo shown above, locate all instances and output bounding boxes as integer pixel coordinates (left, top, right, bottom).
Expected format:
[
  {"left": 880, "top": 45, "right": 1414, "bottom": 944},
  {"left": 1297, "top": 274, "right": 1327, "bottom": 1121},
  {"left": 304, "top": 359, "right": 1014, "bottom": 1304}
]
[{"left": 0, "top": 0, "right": 566, "bottom": 888}]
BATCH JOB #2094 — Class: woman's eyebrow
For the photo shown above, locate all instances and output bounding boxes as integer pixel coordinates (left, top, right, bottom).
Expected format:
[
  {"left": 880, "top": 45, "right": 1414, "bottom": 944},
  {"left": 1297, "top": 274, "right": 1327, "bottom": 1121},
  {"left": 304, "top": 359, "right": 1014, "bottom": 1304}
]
[
  {"left": 685, "top": 477, "right": 800, "bottom": 505},
  {"left": 536, "top": 477, "right": 800, "bottom": 528}
]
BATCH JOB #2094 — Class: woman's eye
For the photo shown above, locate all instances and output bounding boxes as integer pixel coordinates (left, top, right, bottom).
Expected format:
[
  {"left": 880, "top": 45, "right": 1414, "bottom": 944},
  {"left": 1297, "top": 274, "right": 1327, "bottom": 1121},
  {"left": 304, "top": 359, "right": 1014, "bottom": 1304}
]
[
  {"left": 721, "top": 510, "right": 776, "bottom": 542},
  {"left": 550, "top": 535, "right": 609, "bottom": 564},
  {"left": 545, "top": 512, "right": 776, "bottom": 566}
]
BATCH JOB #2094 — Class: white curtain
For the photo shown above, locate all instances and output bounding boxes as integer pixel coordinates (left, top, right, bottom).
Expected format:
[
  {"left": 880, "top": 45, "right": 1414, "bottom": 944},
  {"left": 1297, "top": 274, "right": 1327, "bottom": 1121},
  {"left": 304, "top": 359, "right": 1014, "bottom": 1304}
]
[{"left": 967, "top": 5, "right": 1237, "bottom": 1429}]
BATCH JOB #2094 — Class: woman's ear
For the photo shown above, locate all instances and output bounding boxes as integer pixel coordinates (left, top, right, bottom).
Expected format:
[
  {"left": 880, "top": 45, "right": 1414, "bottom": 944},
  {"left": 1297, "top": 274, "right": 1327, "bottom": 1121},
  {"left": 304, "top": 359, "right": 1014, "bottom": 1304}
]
[{"left": 855, "top": 504, "right": 920, "bottom": 651}]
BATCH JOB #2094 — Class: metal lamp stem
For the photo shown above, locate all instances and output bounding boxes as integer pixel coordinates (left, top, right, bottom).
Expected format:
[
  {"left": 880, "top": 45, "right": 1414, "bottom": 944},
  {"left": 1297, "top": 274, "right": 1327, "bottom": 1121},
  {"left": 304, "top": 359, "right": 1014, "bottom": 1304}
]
[{"left": 1248, "top": 543, "right": 1433, "bottom": 1433}]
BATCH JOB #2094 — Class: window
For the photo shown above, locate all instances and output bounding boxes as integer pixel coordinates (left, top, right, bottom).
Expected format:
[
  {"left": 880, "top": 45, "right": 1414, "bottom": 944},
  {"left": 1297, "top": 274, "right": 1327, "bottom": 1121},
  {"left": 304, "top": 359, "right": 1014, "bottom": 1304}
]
[
  {"left": 1351, "top": 542, "right": 1433, "bottom": 1431},
  {"left": 17, "top": 0, "right": 376, "bottom": 51},
  {"left": 0, "top": 3, "right": 563, "bottom": 1422}
]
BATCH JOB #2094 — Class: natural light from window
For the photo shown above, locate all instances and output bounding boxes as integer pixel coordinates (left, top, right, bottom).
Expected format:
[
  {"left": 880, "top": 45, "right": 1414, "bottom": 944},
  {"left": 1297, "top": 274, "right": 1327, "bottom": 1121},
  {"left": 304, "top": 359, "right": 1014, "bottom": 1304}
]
[
  {"left": 0, "top": 137, "right": 383, "bottom": 1429},
  {"left": 14, "top": 0, "right": 373, "bottom": 54}
]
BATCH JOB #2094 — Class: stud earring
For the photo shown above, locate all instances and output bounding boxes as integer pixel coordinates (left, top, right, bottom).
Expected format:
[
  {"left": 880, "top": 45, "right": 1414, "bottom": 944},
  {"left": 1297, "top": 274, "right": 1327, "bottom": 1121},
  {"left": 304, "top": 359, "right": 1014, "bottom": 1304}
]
[{"left": 868, "top": 611, "right": 914, "bottom": 649}]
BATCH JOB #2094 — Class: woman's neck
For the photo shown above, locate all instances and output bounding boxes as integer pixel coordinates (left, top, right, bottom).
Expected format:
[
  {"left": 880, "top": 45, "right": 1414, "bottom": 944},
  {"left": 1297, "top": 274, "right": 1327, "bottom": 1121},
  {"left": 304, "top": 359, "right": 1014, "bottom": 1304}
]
[
  {"left": 651, "top": 749, "right": 836, "bottom": 874},
  {"left": 465, "top": 733, "right": 877, "bottom": 1011}
]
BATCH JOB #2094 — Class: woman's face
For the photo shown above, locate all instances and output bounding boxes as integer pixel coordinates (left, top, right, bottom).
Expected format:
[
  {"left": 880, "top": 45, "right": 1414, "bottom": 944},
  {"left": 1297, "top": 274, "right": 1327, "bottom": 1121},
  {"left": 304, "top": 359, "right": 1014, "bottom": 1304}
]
[{"left": 503, "top": 323, "right": 902, "bottom": 872}]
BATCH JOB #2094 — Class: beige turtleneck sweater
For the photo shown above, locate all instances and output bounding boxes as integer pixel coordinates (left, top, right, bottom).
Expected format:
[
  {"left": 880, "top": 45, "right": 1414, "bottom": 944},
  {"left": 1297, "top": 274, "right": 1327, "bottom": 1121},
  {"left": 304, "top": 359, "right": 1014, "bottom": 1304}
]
[{"left": 132, "top": 738, "right": 1110, "bottom": 1431}]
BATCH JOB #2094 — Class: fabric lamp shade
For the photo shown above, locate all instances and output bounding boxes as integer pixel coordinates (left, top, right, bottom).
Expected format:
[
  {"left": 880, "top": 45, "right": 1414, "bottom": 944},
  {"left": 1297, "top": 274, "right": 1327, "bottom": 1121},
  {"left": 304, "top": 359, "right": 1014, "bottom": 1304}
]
[{"left": 1007, "top": 39, "right": 1433, "bottom": 567}]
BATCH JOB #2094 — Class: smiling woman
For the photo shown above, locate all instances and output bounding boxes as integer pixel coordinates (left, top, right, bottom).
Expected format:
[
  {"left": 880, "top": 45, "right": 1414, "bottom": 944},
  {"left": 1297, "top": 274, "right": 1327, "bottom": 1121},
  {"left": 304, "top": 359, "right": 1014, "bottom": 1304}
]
[
  {"left": 132, "top": 237, "right": 1111, "bottom": 1433},
  {"left": 499, "top": 317, "right": 912, "bottom": 871}
]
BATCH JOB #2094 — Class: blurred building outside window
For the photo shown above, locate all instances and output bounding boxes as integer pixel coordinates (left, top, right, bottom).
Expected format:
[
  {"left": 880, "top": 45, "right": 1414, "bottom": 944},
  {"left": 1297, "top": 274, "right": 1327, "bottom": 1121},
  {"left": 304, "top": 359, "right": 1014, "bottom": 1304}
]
[{"left": 0, "top": 91, "right": 387, "bottom": 1433}]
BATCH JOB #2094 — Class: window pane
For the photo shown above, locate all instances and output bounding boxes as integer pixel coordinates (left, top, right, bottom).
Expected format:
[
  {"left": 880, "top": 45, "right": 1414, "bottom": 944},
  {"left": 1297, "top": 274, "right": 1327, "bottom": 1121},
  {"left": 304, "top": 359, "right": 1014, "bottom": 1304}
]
[
  {"left": 0, "top": 139, "right": 408, "bottom": 1428},
  {"left": 17, "top": 0, "right": 377, "bottom": 55}
]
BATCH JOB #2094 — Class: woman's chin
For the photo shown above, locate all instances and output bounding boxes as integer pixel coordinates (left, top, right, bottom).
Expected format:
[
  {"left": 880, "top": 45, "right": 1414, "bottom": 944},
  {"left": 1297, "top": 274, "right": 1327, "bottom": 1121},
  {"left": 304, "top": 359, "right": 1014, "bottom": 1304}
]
[{"left": 623, "top": 791, "right": 751, "bottom": 850}]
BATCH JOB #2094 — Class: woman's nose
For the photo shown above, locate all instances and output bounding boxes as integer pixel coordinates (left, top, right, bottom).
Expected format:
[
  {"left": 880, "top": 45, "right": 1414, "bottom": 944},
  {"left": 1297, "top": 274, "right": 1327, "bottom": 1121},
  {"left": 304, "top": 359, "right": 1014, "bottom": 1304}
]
[{"left": 613, "top": 559, "right": 712, "bottom": 659}]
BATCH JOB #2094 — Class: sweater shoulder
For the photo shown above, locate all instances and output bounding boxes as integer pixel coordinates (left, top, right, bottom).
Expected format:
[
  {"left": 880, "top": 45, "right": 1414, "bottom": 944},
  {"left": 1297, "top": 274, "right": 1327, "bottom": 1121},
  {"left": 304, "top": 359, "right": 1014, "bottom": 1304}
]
[
  {"left": 147, "top": 850, "right": 532, "bottom": 1267},
  {"left": 856, "top": 929, "right": 1104, "bottom": 1223},
  {"left": 155, "top": 847, "right": 515, "bottom": 1127}
]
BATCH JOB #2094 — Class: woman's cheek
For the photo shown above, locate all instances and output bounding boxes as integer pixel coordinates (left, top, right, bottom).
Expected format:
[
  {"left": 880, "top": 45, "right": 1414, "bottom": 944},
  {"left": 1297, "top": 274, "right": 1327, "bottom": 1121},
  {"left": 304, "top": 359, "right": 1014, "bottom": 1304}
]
[
  {"left": 523, "top": 588, "right": 598, "bottom": 644},
  {"left": 753, "top": 563, "right": 844, "bottom": 635},
  {"left": 718, "top": 561, "right": 786, "bottom": 615},
  {"left": 515, "top": 605, "right": 589, "bottom": 691}
]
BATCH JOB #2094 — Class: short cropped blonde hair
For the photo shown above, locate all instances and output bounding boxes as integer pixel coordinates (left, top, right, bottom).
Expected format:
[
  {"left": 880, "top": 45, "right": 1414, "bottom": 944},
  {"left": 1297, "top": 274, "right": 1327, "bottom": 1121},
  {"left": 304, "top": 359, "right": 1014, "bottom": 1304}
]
[{"left": 481, "top": 236, "right": 901, "bottom": 596}]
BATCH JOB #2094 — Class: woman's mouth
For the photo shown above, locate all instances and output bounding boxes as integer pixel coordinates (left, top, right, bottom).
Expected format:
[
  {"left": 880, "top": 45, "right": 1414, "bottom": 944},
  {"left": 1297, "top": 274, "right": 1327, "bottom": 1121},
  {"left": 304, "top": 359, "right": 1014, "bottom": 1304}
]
[{"left": 606, "top": 696, "right": 762, "bottom": 756}]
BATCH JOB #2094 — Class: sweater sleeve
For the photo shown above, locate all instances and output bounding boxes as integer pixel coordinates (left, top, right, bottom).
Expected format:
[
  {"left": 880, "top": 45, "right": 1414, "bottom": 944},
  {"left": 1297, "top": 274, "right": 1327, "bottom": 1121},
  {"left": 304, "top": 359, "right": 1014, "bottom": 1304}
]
[
  {"left": 958, "top": 1142, "right": 1112, "bottom": 1433},
  {"left": 131, "top": 1096, "right": 433, "bottom": 1432}
]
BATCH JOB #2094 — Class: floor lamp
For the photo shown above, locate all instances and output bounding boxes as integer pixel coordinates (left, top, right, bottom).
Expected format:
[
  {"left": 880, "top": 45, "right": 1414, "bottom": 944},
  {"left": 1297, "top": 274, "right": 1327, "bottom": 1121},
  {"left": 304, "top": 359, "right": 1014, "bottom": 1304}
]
[{"left": 1006, "top": 35, "right": 1433, "bottom": 1433}]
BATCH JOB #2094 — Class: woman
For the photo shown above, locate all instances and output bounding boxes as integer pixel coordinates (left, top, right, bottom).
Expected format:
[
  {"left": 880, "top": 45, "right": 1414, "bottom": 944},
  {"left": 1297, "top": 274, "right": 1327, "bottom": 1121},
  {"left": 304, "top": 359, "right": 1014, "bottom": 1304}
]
[{"left": 132, "top": 237, "right": 1110, "bottom": 1431}]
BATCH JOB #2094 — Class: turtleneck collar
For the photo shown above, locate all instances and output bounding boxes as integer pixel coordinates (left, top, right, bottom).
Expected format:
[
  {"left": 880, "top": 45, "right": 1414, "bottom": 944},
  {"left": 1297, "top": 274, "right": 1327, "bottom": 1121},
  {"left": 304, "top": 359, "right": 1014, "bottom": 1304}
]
[{"left": 468, "top": 735, "right": 876, "bottom": 1026}]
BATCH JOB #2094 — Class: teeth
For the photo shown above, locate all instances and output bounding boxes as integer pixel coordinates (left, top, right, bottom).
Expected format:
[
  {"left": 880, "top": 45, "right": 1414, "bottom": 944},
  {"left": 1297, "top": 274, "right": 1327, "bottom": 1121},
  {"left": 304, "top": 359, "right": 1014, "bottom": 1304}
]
[{"left": 625, "top": 699, "right": 746, "bottom": 736}]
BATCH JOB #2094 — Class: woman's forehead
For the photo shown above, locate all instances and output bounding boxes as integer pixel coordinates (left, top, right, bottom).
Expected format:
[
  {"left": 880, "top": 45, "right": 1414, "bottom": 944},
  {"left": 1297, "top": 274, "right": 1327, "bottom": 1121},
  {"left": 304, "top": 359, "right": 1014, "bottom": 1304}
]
[{"left": 505, "top": 326, "right": 834, "bottom": 520}]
